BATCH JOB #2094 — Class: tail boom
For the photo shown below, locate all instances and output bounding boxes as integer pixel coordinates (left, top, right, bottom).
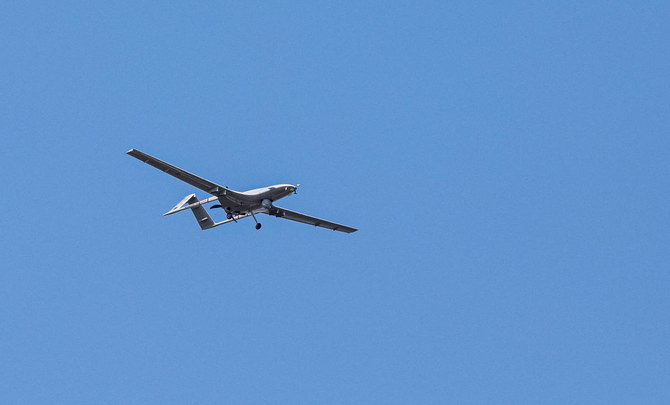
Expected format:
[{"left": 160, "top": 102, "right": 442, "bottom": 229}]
[{"left": 164, "top": 195, "right": 219, "bottom": 216}]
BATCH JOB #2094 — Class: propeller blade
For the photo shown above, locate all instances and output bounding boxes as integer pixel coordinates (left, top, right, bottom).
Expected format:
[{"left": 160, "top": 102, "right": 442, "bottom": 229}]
[{"left": 210, "top": 204, "right": 223, "bottom": 210}]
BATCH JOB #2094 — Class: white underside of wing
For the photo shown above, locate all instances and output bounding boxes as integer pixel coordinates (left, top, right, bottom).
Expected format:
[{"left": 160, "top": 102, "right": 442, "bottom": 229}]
[{"left": 266, "top": 206, "right": 358, "bottom": 233}]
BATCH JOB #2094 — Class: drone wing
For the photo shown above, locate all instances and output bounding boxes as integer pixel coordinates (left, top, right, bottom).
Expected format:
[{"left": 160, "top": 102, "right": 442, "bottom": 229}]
[
  {"left": 127, "top": 149, "right": 233, "bottom": 196},
  {"left": 268, "top": 206, "right": 358, "bottom": 233}
]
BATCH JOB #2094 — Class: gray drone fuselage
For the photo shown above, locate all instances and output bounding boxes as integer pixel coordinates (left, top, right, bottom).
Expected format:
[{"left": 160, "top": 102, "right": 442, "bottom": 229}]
[{"left": 218, "top": 184, "right": 296, "bottom": 216}]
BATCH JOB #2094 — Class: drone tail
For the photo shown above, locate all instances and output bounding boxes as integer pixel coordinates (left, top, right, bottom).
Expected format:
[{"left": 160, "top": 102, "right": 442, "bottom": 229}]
[{"left": 165, "top": 194, "right": 216, "bottom": 230}]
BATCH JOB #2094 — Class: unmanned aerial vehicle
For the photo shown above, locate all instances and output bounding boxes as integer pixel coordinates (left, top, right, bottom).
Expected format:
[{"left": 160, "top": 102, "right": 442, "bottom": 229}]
[{"left": 127, "top": 149, "right": 357, "bottom": 233}]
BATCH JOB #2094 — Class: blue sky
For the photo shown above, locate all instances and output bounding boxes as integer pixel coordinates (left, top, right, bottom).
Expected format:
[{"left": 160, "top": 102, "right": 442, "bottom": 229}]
[{"left": 1, "top": 1, "right": 669, "bottom": 403}]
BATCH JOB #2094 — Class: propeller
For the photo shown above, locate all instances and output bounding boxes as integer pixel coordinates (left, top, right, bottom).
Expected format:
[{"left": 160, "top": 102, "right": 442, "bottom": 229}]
[{"left": 210, "top": 204, "right": 223, "bottom": 210}]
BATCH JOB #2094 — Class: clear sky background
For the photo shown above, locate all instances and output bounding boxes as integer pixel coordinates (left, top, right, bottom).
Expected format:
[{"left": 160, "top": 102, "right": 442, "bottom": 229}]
[{"left": 1, "top": 1, "right": 669, "bottom": 403}]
